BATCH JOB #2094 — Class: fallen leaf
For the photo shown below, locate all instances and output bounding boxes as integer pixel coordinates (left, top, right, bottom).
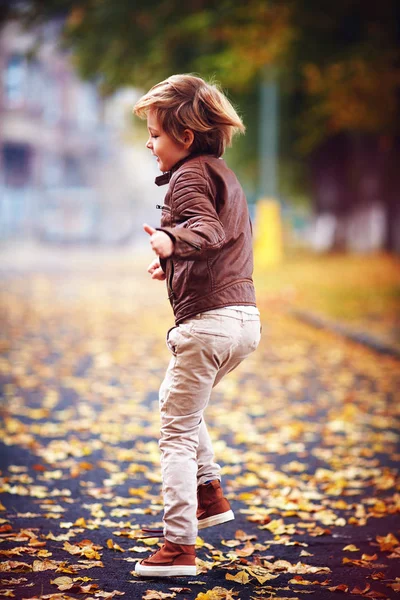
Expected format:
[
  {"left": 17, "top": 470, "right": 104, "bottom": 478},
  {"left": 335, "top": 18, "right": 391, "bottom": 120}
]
[
  {"left": 289, "top": 575, "right": 313, "bottom": 585},
  {"left": 195, "top": 588, "right": 238, "bottom": 599},
  {"left": 106, "top": 539, "right": 125, "bottom": 552},
  {"left": 351, "top": 584, "right": 371, "bottom": 594},
  {"left": 51, "top": 576, "right": 74, "bottom": 590},
  {"left": 142, "top": 591, "right": 176, "bottom": 600},
  {"left": 375, "top": 533, "right": 399, "bottom": 552},
  {"left": 387, "top": 581, "right": 400, "bottom": 592},
  {"left": 234, "top": 530, "right": 257, "bottom": 542},
  {"left": 225, "top": 571, "right": 250, "bottom": 584},
  {"left": 93, "top": 591, "right": 125, "bottom": 598},
  {"left": 0, "top": 561, "right": 31, "bottom": 572},
  {"left": 361, "top": 553, "right": 378, "bottom": 561},
  {"left": 328, "top": 584, "right": 349, "bottom": 592}
]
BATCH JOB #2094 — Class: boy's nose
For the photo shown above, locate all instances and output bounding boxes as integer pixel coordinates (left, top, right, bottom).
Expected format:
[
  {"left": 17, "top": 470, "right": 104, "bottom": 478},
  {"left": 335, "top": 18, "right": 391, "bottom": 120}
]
[{"left": 146, "top": 138, "right": 152, "bottom": 149}]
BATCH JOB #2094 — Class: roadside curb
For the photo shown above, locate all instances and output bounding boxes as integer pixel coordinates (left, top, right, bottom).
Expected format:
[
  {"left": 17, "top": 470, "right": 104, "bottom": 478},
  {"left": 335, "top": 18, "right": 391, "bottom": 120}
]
[{"left": 291, "top": 309, "right": 400, "bottom": 360}]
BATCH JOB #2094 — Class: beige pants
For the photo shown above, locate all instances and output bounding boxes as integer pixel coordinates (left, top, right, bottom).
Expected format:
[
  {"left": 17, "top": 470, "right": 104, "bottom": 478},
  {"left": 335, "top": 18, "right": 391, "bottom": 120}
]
[{"left": 159, "top": 307, "right": 261, "bottom": 545}]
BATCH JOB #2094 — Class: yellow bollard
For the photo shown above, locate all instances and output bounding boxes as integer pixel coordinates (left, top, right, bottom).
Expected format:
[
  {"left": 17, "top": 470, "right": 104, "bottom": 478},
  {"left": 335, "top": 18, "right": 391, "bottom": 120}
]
[{"left": 253, "top": 198, "right": 283, "bottom": 269}]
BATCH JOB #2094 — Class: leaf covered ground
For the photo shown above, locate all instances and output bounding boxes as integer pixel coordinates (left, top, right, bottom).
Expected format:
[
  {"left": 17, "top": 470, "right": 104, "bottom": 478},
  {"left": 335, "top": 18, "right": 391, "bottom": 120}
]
[
  {"left": 254, "top": 252, "right": 400, "bottom": 353},
  {"left": 0, "top": 248, "right": 399, "bottom": 600}
]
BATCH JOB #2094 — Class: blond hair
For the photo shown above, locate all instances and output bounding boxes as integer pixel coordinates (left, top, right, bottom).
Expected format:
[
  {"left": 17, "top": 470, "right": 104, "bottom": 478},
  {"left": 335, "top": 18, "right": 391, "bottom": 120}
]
[{"left": 133, "top": 74, "right": 245, "bottom": 157}]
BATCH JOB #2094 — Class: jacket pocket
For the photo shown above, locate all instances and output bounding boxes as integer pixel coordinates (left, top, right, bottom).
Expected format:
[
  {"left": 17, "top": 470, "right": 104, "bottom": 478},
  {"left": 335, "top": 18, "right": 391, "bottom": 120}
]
[{"left": 185, "top": 260, "right": 212, "bottom": 295}]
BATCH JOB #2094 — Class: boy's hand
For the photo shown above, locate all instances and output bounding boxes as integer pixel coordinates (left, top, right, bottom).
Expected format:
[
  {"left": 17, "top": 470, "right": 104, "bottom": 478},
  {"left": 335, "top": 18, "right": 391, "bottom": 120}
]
[
  {"left": 147, "top": 257, "right": 166, "bottom": 281},
  {"left": 143, "top": 224, "right": 174, "bottom": 258}
]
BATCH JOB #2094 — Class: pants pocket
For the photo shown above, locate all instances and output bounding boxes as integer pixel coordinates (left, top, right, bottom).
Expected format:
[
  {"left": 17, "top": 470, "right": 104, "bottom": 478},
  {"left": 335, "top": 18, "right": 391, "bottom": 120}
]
[
  {"left": 244, "top": 319, "right": 262, "bottom": 353},
  {"left": 190, "top": 314, "right": 233, "bottom": 341},
  {"left": 166, "top": 326, "right": 178, "bottom": 356}
]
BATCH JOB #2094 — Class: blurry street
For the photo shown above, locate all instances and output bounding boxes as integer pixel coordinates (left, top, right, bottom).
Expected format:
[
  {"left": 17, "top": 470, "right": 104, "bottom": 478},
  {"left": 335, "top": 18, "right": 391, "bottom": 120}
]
[{"left": 0, "top": 246, "right": 399, "bottom": 600}]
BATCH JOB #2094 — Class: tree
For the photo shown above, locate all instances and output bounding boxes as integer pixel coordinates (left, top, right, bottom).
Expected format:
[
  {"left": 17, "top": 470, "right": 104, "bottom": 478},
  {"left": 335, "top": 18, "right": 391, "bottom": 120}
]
[
  {"left": 13, "top": 0, "right": 398, "bottom": 138},
  {"left": 7, "top": 1, "right": 291, "bottom": 92},
  {"left": 288, "top": 0, "right": 400, "bottom": 250},
  {"left": 7, "top": 0, "right": 400, "bottom": 249}
]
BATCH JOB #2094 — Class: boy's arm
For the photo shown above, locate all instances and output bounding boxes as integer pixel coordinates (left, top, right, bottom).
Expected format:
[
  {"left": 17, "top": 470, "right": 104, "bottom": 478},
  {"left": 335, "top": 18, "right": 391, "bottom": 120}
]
[{"left": 157, "top": 171, "right": 225, "bottom": 260}]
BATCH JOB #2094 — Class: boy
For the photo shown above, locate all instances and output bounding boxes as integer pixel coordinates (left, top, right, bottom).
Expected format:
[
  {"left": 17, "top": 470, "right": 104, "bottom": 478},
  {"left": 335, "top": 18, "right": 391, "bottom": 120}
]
[{"left": 133, "top": 74, "right": 260, "bottom": 577}]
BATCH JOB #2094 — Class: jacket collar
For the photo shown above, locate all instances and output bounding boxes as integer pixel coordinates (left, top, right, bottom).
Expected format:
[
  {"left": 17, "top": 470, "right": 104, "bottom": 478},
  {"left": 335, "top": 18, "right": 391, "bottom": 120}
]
[
  {"left": 155, "top": 172, "right": 171, "bottom": 187},
  {"left": 154, "top": 152, "right": 209, "bottom": 186}
]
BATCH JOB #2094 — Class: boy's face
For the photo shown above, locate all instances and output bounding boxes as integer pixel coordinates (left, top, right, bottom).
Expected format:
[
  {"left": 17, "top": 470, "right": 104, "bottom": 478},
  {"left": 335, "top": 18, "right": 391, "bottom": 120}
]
[{"left": 146, "top": 110, "right": 190, "bottom": 172}]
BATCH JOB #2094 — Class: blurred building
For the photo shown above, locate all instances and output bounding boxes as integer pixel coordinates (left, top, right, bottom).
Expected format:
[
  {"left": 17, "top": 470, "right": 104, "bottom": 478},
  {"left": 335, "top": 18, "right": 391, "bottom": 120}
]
[{"left": 0, "top": 20, "right": 161, "bottom": 245}]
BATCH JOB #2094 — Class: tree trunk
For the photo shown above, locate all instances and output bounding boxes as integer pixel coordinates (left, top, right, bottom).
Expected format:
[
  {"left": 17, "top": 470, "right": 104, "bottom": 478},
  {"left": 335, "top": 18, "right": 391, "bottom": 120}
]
[{"left": 309, "top": 133, "right": 400, "bottom": 253}]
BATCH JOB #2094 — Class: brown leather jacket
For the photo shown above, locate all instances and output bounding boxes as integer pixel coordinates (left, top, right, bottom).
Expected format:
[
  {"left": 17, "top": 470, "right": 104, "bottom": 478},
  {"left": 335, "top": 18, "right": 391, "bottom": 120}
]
[{"left": 156, "top": 153, "right": 256, "bottom": 324}]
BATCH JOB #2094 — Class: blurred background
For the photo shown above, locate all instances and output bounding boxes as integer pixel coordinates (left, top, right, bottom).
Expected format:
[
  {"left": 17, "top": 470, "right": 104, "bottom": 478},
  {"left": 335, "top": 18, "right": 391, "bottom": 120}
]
[
  {"left": 0, "top": 0, "right": 399, "bottom": 349},
  {"left": 1, "top": 6, "right": 399, "bottom": 598}
]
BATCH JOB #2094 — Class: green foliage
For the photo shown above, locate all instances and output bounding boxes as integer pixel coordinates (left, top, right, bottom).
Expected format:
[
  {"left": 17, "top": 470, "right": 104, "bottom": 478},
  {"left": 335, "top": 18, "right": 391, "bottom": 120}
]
[
  {"left": 223, "top": 86, "right": 260, "bottom": 202},
  {"left": 288, "top": 0, "right": 400, "bottom": 153},
  {"left": 12, "top": 0, "right": 400, "bottom": 204},
  {"left": 16, "top": 0, "right": 293, "bottom": 91}
]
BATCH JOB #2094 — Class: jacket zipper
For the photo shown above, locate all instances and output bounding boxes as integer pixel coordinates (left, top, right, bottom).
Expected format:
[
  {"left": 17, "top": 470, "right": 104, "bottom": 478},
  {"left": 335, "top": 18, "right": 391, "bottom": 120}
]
[
  {"left": 156, "top": 203, "right": 174, "bottom": 299},
  {"left": 167, "top": 261, "right": 175, "bottom": 301}
]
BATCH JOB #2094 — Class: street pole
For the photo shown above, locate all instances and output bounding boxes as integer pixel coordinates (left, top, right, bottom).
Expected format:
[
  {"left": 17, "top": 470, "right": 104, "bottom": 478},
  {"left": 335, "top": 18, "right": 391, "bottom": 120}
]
[
  {"left": 259, "top": 67, "right": 278, "bottom": 199},
  {"left": 254, "top": 66, "right": 283, "bottom": 267}
]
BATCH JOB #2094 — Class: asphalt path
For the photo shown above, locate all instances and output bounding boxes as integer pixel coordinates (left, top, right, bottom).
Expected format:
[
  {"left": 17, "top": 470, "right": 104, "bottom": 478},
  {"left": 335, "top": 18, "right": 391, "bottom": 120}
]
[{"left": 0, "top": 249, "right": 399, "bottom": 600}]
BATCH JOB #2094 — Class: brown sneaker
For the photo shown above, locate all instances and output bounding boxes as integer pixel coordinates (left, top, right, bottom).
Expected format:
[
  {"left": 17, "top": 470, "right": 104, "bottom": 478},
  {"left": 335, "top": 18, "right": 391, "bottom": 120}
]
[
  {"left": 135, "top": 539, "right": 196, "bottom": 577},
  {"left": 197, "top": 480, "right": 234, "bottom": 530}
]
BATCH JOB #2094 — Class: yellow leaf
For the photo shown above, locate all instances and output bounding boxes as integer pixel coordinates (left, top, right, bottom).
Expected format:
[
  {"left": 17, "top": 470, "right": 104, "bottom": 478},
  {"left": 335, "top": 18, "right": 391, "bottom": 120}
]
[
  {"left": 221, "top": 539, "right": 241, "bottom": 548},
  {"left": 141, "top": 538, "right": 159, "bottom": 546},
  {"left": 51, "top": 576, "right": 74, "bottom": 590},
  {"left": 95, "top": 591, "right": 125, "bottom": 598},
  {"left": 376, "top": 533, "right": 399, "bottom": 552},
  {"left": 343, "top": 544, "right": 359, "bottom": 552},
  {"left": 82, "top": 547, "right": 101, "bottom": 559},
  {"left": 142, "top": 590, "right": 176, "bottom": 599},
  {"left": 63, "top": 542, "right": 81, "bottom": 555},
  {"left": 107, "top": 539, "right": 125, "bottom": 552},
  {"left": 195, "top": 587, "right": 238, "bottom": 599},
  {"left": 225, "top": 571, "right": 250, "bottom": 584},
  {"left": 361, "top": 553, "right": 378, "bottom": 561},
  {"left": 245, "top": 568, "right": 279, "bottom": 584},
  {"left": 32, "top": 559, "right": 60, "bottom": 571}
]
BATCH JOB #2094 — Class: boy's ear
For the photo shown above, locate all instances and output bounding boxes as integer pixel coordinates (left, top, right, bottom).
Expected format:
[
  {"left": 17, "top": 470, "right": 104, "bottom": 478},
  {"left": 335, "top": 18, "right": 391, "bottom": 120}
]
[{"left": 183, "top": 129, "right": 195, "bottom": 149}]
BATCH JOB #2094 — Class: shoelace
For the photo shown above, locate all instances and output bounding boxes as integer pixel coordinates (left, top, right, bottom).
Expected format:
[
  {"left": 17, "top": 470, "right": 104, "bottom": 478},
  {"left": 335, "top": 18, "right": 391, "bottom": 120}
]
[
  {"left": 139, "top": 527, "right": 165, "bottom": 538},
  {"left": 146, "top": 546, "right": 163, "bottom": 560}
]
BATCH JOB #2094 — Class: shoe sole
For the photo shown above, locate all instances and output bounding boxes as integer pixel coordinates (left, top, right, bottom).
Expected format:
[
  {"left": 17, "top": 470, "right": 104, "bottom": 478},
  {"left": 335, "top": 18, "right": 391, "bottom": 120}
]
[
  {"left": 135, "top": 562, "right": 196, "bottom": 577},
  {"left": 198, "top": 509, "right": 235, "bottom": 530}
]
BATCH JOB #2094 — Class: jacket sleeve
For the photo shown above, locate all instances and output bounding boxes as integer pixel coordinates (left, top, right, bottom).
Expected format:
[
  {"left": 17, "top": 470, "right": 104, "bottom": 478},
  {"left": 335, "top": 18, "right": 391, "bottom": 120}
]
[{"left": 157, "top": 169, "right": 226, "bottom": 260}]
